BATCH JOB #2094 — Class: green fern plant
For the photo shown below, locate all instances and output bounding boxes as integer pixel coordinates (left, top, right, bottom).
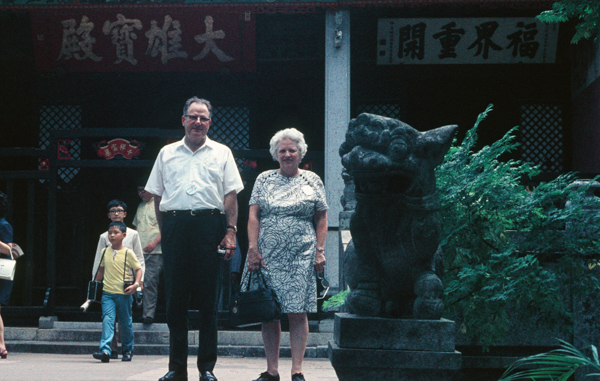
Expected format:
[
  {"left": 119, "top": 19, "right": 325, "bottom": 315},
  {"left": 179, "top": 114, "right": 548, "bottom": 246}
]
[
  {"left": 322, "top": 287, "right": 350, "bottom": 311},
  {"left": 499, "top": 340, "right": 600, "bottom": 380},
  {"left": 437, "top": 104, "right": 600, "bottom": 349}
]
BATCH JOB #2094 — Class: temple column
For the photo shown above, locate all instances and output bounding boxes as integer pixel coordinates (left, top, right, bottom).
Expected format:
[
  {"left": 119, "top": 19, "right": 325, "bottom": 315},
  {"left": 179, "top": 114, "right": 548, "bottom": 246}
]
[{"left": 324, "top": 9, "right": 350, "bottom": 293}]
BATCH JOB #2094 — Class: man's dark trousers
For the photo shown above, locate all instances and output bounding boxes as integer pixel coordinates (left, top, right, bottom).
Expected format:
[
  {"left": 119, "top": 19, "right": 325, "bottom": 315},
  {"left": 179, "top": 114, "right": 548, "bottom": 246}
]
[{"left": 162, "top": 211, "right": 224, "bottom": 374}]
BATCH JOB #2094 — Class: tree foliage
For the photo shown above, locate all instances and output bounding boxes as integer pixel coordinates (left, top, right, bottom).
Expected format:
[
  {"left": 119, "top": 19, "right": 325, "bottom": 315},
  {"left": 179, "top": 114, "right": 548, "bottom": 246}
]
[
  {"left": 437, "top": 105, "right": 600, "bottom": 349},
  {"left": 538, "top": 0, "right": 600, "bottom": 43}
]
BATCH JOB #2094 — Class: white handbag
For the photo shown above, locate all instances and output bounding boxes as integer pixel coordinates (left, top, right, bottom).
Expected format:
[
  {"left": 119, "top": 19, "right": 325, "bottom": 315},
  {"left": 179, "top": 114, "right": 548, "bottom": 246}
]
[{"left": 0, "top": 255, "right": 15, "bottom": 281}]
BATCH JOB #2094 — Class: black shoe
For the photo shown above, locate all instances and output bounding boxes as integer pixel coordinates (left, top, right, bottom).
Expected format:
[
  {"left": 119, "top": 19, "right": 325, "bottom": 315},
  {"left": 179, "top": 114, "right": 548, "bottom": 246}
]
[
  {"left": 200, "top": 370, "right": 218, "bottom": 381},
  {"left": 122, "top": 351, "right": 132, "bottom": 361},
  {"left": 159, "top": 371, "right": 188, "bottom": 381},
  {"left": 143, "top": 317, "right": 154, "bottom": 325},
  {"left": 92, "top": 351, "right": 110, "bottom": 363},
  {"left": 110, "top": 351, "right": 119, "bottom": 359},
  {"left": 291, "top": 373, "right": 305, "bottom": 381},
  {"left": 253, "top": 371, "right": 280, "bottom": 381}
]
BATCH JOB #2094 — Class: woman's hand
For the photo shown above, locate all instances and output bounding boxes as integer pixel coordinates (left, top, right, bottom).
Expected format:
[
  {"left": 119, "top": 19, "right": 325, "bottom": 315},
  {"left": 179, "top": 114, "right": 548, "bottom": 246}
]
[
  {"left": 246, "top": 247, "right": 266, "bottom": 272},
  {"left": 314, "top": 251, "right": 326, "bottom": 273},
  {"left": 0, "top": 240, "right": 11, "bottom": 256}
]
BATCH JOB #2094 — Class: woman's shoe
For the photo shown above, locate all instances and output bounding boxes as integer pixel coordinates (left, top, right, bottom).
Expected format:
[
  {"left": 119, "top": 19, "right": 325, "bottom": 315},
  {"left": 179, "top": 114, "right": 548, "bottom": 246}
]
[
  {"left": 0, "top": 349, "right": 7, "bottom": 359},
  {"left": 253, "top": 371, "right": 280, "bottom": 381},
  {"left": 291, "top": 373, "right": 305, "bottom": 381}
]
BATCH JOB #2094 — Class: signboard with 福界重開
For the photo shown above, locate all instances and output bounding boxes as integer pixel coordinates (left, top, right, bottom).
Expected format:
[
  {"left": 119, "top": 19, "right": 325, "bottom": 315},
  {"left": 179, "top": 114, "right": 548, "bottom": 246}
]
[
  {"left": 30, "top": 8, "right": 256, "bottom": 72},
  {"left": 377, "top": 17, "right": 558, "bottom": 65}
]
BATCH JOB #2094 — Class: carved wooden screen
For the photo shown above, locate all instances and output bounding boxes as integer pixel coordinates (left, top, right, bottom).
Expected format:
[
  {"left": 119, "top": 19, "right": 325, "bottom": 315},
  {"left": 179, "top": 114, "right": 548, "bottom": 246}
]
[
  {"left": 210, "top": 106, "right": 250, "bottom": 150},
  {"left": 519, "top": 103, "right": 565, "bottom": 173},
  {"left": 356, "top": 104, "right": 402, "bottom": 119},
  {"left": 38, "top": 105, "right": 82, "bottom": 187},
  {"left": 210, "top": 106, "right": 250, "bottom": 171}
]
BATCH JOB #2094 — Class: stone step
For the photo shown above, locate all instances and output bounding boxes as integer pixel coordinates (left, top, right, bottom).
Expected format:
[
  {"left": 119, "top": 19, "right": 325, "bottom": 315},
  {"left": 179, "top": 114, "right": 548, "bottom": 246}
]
[
  {"left": 5, "top": 340, "right": 329, "bottom": 358},
  {"left": 6, "top": 327, "right": 333, "bottom": 346},
  {"left": 4, "top": 320, "right": 334, "bottom": 358}
]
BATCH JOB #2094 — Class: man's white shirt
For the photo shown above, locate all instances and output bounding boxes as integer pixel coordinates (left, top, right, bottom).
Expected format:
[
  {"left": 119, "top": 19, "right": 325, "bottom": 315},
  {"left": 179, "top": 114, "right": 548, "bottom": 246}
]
[{"left": 145, "top": 137, "right": 243, "bottom": 212}]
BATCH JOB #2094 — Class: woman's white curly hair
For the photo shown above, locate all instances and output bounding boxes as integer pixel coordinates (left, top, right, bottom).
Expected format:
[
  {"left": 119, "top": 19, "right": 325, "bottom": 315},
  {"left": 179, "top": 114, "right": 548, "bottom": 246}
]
[{"left": 269, "top": 127, "right": 308, "bottom": 161}]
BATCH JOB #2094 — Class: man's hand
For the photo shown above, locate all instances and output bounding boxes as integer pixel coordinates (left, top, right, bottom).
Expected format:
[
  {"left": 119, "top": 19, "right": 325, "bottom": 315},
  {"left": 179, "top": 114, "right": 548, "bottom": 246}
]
[
  {"left": 144, "top": 234, "right": 161, "bottom": 254},
  {"left": 218, "top": 230, "right": 236, "bottom": 260},
  {"left": 143, "top": 242, "right": 157, "bottom": 254}
]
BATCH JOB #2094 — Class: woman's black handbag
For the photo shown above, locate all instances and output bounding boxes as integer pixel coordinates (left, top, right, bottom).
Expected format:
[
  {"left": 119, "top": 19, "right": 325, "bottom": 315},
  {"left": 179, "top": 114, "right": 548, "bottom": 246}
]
[
  {"left": 87, "top": 248, "right": 107, "bottom": 303},
  {"left": 230, "top": 271, "right": 281, "bottom": 328}
]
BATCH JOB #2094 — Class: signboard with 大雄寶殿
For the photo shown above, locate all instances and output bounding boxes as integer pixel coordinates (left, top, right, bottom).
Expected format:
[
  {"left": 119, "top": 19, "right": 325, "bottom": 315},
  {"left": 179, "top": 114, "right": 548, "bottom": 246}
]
[
  {"left": 377, "top": 18, "right": 559, "bottom": 65},
  {"left": 30, "top": 8, "right": 256, "bottom": 72}
]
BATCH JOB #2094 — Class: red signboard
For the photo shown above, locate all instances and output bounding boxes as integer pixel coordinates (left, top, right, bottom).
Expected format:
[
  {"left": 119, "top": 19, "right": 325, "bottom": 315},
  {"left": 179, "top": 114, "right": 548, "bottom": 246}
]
[
  {"left": 95, "top": 138, "right": 143, "bottom": 159},
  {"left": 31, "top": 8, "right": 256, "bottom": 72}
]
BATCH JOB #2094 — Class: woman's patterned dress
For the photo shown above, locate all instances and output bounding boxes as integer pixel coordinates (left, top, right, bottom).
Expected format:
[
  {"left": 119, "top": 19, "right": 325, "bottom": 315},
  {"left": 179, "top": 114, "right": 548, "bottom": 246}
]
[{"left": 241, "top": 170, "right": 328, "bottom": 313}]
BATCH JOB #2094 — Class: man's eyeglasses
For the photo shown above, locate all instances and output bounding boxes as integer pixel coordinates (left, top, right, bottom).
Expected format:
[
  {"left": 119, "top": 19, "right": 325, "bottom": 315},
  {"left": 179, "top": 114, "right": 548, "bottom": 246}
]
[
  {"left": 109, "top": 209, "right": 125, "bottom": 214},
  {"left": 184, "top": 115, "right": 211, "bottom": 123},
  {"left": 137, "top": 188, "right": 145, "bottom": 193},
  {"left": 317, "top": 273, "right": 330, "bottom": 300}
]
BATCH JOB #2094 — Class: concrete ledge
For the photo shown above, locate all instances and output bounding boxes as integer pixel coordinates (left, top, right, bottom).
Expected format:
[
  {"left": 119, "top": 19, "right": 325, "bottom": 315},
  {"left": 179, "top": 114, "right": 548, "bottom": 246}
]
[
  {"left": 462, "top": 355, "right": 521, "bottom": 369},
  {"left": 328, "top": 341, "right": 461, "bottom": 370},
  {"left": 334, "top": 313, "right": 456, "bottom": 351},
  {"left": 38, "top": 316, "right": 57, "bottom": 329},
  {"left": 331, "top": 367, "right": 459, "bottom": 381}
]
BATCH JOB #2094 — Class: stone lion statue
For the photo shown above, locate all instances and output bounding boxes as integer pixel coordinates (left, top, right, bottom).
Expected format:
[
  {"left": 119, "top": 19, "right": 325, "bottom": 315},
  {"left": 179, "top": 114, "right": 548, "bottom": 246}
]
[{"left": 340, "top": 113, "right": 457, "bottom": 320}]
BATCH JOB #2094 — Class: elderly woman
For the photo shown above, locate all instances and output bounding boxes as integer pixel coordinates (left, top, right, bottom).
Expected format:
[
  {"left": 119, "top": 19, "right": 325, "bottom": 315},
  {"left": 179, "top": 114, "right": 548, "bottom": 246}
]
[
  {"left": 0, "top": 192, "right": 13, "bottom": 359},
  {"left": 243, "top": 128, "right": 328, "bottom": 381}
]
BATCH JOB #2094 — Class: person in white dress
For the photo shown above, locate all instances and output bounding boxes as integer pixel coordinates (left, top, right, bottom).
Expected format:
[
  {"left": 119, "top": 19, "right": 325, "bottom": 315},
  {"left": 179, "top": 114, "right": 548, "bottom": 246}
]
[{"left": 242, "top": 128, "right": 328, "bottom": 381}]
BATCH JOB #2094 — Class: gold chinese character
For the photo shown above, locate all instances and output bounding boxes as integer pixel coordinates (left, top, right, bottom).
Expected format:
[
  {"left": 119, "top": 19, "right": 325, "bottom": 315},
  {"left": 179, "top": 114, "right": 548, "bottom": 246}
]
[
  {"left": 145, "top": 15, "right": 188, "bottom": 64},
  {"left": 102, "top": 14, "right": 143, "bottom": 65},
  {"left": 193, "top": 15, "right": 234, "bottom": 62},
  {"left": 57, "top": 16, "right": 102, "bottom": 62}
]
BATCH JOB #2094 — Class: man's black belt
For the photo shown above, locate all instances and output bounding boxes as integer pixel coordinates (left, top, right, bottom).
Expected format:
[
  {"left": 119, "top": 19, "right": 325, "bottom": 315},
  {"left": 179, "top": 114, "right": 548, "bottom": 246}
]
[{"left": 167, "top": 209, "right": 221, "bottom": 217}]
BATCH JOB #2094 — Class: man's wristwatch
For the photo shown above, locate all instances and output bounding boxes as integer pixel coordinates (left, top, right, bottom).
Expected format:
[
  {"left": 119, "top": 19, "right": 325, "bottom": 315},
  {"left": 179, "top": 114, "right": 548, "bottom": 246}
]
[
  {"left": 134, "top": 282, "right": 140, "bottom": 288},
  {"left": 226, "top": 225, "right": 237, "bottom": 233},
  {"left": 316, "top": 247, "right": 325, "bottom": 252}
]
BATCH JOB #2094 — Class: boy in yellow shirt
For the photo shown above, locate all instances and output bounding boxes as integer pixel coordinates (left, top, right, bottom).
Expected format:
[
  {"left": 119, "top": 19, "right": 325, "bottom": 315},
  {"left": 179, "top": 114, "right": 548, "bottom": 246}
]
[{"left": 92, "top": 221, "right": 142, "bottom": 363}]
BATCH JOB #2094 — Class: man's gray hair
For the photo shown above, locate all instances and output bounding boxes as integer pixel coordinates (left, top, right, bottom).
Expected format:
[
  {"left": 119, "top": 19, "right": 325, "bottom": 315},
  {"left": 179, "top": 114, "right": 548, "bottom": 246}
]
[
  {"left": 269, "top": 127, "right": 308, "bottom": 161},
  {"left": 183, "top": 97, "right": 212, "bottom": 117}
]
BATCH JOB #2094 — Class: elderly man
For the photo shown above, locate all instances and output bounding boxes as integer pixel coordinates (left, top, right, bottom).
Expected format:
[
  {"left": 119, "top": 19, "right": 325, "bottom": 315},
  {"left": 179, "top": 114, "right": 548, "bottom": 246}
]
[{"left": 145, "top": 97, "right": 243, "bottom": 381}]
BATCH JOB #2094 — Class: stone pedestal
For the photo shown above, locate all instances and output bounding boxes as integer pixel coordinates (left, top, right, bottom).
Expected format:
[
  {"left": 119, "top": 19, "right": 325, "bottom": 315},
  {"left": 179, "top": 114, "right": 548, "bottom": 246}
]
[{"left": 328, "top": 313, "right": 461, "bottom": 381}]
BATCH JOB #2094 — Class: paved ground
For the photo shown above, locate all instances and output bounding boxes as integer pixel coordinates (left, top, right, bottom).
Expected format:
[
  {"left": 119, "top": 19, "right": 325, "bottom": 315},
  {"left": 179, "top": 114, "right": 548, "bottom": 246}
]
[{"left": 0, "top": 353, "right": 339, "bottom": 381}]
